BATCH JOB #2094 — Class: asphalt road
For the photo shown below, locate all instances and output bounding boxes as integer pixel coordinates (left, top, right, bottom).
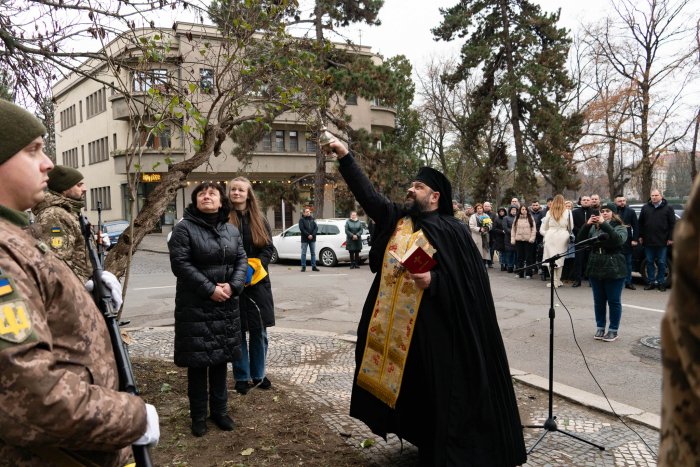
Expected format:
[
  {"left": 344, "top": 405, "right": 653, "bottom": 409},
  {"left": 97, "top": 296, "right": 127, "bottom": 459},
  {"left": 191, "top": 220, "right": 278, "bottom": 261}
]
[{"left": 123, "top": 252, "right": 667, "bottom": 415}]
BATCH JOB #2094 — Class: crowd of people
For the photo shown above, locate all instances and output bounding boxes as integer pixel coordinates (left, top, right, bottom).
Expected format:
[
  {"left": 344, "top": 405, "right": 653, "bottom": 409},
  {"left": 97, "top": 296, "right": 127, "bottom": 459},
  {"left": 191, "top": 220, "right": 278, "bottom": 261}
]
[{"left": 452, "top": 190, "right": 678, "bottom": 342}]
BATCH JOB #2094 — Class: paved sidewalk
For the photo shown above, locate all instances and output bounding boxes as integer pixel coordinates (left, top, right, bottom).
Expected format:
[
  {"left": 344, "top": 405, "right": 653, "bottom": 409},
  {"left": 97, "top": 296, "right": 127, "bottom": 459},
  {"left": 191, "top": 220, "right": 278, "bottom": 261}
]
[{"left": 127, "top": 328, "right": 659, "bottom": 466}]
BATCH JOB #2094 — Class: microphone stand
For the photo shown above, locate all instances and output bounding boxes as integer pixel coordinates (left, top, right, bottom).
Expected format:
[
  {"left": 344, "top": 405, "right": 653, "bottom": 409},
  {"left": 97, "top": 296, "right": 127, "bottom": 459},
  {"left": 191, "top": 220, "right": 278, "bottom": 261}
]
[{"left": 514, "top": 242, "right": 606, "bottom": 455}]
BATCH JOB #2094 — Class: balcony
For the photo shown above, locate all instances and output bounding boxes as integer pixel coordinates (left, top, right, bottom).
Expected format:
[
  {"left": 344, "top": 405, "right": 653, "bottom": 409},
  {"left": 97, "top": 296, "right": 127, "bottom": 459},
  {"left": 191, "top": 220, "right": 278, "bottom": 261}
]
[
  {"left": 111, "top": 148, "right": 186, "bottom": 174},
  {"left": 370, "top": 105, "right": 397, "bottom": 131}
]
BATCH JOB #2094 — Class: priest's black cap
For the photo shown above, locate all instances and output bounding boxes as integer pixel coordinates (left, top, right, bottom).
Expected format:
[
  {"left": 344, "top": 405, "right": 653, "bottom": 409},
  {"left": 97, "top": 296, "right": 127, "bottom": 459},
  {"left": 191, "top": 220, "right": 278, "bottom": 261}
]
[{"left": 414, "top": 167, "right": 453, "bottom": 216}]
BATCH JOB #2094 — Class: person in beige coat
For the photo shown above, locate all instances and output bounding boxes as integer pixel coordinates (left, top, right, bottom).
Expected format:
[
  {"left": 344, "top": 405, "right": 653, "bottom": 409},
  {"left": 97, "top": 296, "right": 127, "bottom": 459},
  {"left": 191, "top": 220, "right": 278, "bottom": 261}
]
[
  {"left": 539, "top": 195, "right": 574, "bottom": 288},
  {"left": 469, "top": 203, "right": 492, "bottom": 264},
  {"left": 511, "top": 205, "right": 537, "bottom": 278}
]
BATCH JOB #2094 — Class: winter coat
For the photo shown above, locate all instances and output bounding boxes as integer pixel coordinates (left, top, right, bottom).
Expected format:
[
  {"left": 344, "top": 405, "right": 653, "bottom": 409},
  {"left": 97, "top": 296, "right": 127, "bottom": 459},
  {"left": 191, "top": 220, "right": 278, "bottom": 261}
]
[
  {"left": 576, "top": 219, "right": 628, "bottom": 280},
  {"left": 638, "top": 198, "right": 676, "bottom": 247},
  {"left": 299, "top": 215, "right": 318, "bottom": 243},
  {"left": 503, "top": 205, "right": 518, "bottom": 252},
  {"left": 468, "top": 213, "right": 492, "bottom": 260},
  {"left": 511, "top": 217, "right": 536, "bottom": 244},
  {"left": 617, "top": 205, "right": 640, "bottom": 255},
  {"left": 485, "top": 210, "right": 497, "bottom": 247},
  {"left": 572, "top": 206, "right": 599, "bottom": 236},
  {"left": 345, "top": 218, "right": 364, "bottom": 251},
  {"left": 540, "top": 210, "right": 573, "bottom": 268},
  {"left": 232, "top": 210, "right": 275, "bottom": 331},
  {"left": 530, "top": 207, "right": 546, "bottom": 238},
  {"left": 169, "top": 207, "right": 248, "bottom": 368},
  {"left": 492, "top": 212, "right": 506, "bottom": 251}
]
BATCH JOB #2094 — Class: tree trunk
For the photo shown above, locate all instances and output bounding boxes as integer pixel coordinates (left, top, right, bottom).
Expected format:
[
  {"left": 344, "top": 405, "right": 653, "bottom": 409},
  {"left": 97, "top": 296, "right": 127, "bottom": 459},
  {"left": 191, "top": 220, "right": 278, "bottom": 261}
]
[
  {"left": 499, "top": 0, "right": 528, "bottom": 200},
  {"left": 314, "top": 142, "right": 326, "bottom": 218},
  {"left": 606, "top": 139, "right": 618, "bottom": 199},
  {"left": 104, "top": 126, "right": 222, "bottom": 278},
  {"left": 691, "top": 108, "right": 699, "bottom": 180}
]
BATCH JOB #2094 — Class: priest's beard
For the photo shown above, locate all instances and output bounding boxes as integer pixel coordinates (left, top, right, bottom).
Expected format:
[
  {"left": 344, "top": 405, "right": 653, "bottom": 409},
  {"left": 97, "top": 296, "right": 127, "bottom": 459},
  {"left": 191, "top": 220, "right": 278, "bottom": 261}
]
[{"left": 402, "top": 193, "right": 431, "bottom": 217}]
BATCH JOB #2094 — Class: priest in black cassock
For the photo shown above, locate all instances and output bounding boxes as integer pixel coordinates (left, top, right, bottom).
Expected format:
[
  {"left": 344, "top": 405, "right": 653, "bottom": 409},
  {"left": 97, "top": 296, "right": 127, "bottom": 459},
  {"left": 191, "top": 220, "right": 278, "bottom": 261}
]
[{"left": 329, "top": 139, "right": 527, "bottom": 467}]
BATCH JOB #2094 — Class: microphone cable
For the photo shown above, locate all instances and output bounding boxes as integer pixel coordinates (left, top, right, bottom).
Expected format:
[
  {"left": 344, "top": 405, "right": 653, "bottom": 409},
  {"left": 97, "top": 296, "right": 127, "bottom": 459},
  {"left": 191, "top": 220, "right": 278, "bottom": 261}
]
[{"left": 552, "top": 285, "right": 658, "bottom": 458}]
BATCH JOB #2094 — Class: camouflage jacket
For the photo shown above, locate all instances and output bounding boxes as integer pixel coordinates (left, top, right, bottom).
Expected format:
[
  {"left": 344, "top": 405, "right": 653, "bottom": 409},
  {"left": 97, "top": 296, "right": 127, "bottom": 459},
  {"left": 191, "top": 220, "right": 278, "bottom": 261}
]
[
  {"left": 30, "top": 190, "right": 92, "bottom": 283},
  {"left": 454, "top": 209, "right": 469, "bottom": 224},
  {"left": 659, "top": 175, "right": 700, "bottom": 466},
  {"left": 0, "top": 208, "right": 147, "bottom": 467}
]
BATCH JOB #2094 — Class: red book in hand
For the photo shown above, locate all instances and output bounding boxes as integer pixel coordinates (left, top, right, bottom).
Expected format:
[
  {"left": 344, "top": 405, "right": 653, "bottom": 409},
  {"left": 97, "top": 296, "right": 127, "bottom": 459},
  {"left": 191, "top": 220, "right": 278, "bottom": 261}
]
[{"left": 388, "top": 243, "right": 437, "bottom": 274}]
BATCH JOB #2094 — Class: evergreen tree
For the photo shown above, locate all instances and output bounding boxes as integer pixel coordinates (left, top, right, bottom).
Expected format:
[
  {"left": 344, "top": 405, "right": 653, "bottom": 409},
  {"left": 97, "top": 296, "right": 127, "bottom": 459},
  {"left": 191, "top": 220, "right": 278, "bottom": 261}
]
[
  {"left": 35, "top": 98, "right": 56, "bottom": 163},
  {"left": 433, "top": 0, "right": 581, "bottom": 199}
]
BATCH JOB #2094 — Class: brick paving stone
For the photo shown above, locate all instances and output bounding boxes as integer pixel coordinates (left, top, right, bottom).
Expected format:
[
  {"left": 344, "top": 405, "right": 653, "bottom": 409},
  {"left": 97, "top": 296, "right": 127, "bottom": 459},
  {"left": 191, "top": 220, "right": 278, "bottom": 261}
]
[{"left": 127, "top": 329, "right": 659, "bottom": 466}]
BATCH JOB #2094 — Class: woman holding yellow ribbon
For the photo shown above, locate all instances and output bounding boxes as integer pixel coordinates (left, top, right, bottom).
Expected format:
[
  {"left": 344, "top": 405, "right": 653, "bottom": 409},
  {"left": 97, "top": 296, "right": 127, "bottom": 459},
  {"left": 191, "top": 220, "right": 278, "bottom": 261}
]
[{"left": 330, "top": 139, "right": 527, "bottom": 467}]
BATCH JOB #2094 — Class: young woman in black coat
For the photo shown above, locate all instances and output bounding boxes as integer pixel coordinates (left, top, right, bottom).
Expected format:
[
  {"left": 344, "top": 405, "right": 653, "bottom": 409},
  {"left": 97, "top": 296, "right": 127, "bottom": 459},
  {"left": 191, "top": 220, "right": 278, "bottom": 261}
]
[
  {"left": 229, "top": 177, "right": 275, "bottom": 395},
  {"left": 169, "top": 183, "right": 248, "bottom": 437}
]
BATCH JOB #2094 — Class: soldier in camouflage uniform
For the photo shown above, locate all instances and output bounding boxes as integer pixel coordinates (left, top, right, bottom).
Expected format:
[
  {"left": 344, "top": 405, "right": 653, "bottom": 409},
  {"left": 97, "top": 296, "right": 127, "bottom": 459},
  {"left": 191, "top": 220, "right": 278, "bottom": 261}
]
[
  {"left": 453, "top": 199, "right": 468, "bottom": 224},
  {"left": 30, "top": 165, "right": 94, "bottom": 283},
  {"left": 0, "top": 99, "right": 159, "bottom": 466},
  {"left": 659, "top": 174, "right": 700, "bottom": 466}
]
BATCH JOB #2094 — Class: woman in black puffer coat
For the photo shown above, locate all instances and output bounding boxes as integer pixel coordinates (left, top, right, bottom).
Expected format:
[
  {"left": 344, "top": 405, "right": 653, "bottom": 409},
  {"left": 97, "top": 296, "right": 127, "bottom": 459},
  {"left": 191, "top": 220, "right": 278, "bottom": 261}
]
[
  {"left": 492, "top": 207, "right": 507, "bottom": 270},
  {"left": 228, "top": 176, "right": 275, "bottom": 395},
  {"left": 169, "top": 182, "right": 248, "bottom": 438}
]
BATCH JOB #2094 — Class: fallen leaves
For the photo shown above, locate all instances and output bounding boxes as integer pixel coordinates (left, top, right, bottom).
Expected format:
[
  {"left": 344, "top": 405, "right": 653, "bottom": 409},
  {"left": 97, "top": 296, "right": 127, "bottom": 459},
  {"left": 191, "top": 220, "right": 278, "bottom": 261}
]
[{"left": 241, "top": 448, "right": 255, "bottom": 456}]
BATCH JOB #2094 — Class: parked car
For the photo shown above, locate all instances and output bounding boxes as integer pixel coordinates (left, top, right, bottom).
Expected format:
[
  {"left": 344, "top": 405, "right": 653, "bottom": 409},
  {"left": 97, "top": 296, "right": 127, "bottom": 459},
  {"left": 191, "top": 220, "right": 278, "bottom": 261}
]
[
  {"left": 271, "top": 218, "right": 371, "bottom": 267},
  {"left": 102, "top": 220, "right": 130, "bottom": 250},
  {"left": 627, "top": 204, "right": 684, "bottom": 287}
]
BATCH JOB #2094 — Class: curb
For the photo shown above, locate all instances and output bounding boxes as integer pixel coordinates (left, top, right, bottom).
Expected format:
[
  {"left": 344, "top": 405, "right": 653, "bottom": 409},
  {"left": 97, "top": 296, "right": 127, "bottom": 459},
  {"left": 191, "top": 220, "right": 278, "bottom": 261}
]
[
  {"left": 123, "top": 325, "right": 658, "bottom": 431},
  {"left": 139, "top": 249, "right": 169, "bottom": 255},
  {"left": 510, "top": 369, "right": 660, "bottom": 432}
]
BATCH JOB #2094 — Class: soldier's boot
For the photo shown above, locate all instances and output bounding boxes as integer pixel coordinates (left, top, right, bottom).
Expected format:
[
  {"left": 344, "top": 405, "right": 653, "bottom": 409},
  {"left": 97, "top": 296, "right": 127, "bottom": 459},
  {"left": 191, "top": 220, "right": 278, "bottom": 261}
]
[
  {"left": 211, "top": 413, "right": 235, "bottom": 431},
  {"left": 192, "top": 418, "right": 208, "bottom": 437}
]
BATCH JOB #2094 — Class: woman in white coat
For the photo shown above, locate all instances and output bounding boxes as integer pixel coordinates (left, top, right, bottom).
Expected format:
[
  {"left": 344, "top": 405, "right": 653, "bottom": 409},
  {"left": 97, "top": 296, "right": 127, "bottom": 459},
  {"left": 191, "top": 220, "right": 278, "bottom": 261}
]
[{"left": 539, "top": 194, "right": 574, "bottom": 288}]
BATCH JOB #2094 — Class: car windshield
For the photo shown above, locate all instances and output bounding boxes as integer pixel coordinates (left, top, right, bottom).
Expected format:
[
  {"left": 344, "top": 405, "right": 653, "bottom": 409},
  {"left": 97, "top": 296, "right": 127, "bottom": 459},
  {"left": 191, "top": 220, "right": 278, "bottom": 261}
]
[{"left": 104, "top": 222, "right": 130, "bottom": 233}]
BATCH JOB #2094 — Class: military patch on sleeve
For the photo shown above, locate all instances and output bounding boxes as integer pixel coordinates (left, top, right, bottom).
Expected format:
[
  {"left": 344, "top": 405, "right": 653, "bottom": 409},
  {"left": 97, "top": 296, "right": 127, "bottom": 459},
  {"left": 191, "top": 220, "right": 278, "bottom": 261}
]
[
  {"left": 50, "top": 226, "right": 65, "bottom": 249},
  {"left": 0, "top": 275, "right": 39, "bottom": 349}
]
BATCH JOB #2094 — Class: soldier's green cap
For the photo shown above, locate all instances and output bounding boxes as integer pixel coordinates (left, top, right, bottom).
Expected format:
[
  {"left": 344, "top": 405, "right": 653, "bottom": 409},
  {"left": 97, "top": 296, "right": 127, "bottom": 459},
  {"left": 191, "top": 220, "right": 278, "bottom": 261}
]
[
  {"left": 0, "top": 99, "right": 47, "bottom": 165},
  {"left": 47, "top": 166, "right": 84, "bottom": 193}
]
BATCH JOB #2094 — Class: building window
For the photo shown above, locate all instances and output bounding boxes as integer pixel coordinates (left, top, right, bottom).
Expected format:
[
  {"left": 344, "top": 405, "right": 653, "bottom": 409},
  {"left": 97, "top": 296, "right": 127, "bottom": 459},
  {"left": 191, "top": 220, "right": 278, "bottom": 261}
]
[
  {"left": 62, "top": 148, "right": 79, "bottom": 168},
  {"left": 275, "top": 130, "right": 284, "bottom": 152},
  {"left": 89, "top": 137, "right": 109, "bottom": 164},
  {"left": 347, "top": 94, "right": 358, "bottom": 105},
  {"left": 86, "top": 89, "right": 107, "bottom": 119},
  {"left": 158, "top": 127, "right": 171, "bottom": 148},
  {"left": 90, "top": 186, "right": 112, "bottom": 210},
  {"left": 133, "top": 69, "right": 168, "bottom": 92},
  {"left": 113, "top": 133, "right": 117, "bottom": 151},
  {"left": 262, "top": 132, "right": 271, "bottom": 151},
  {"left": 81, "top": 145, "right": 85, "bottom": 166},
  {"left": 200, "top": 69, "right": 213, "bottom": 93},
  {"left": 306, "top": 133, "right": 317, "bottom": 153},
  {"left": 289, "top": 131, "right": 298, "bottom": 151},
  {"left": 60, "top": 105, "right": 77, "bottom": 131},
  {"left": 79, "top": 101, "right": 82, "bottom": 122},
  {"left": 376, "top": 140, "right": 382, "bottom": 150},
  {"left": 372, "top": 97, "right": 381, "bottom": 106},
  {"left": 136, "top": 126, "right": 172, "bottom": 149}
]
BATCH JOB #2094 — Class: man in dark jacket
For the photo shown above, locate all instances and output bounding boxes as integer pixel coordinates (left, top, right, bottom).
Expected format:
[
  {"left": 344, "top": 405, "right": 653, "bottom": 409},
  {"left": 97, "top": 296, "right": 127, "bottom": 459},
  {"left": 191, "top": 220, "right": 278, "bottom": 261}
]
[
  {"left": 503, "top": 205, "right": 518, "bottom": 273},
  {"left": 299, "top": 207, "right": 320, "bottom": 272},
  {"left": 530, "top": 200, "right": 546, "bottom": 274},
  {"left": 638, "top": 189, "right": 676, "bottom": 291},
  {"left": 484, "top": 202, "right": 497, "bottom": 267},
  {"left": 571, "top": 196, "right": 599, "bottom": 287},
  {"left": 615, "top": 194, "right": 640, "bottom": 290}
]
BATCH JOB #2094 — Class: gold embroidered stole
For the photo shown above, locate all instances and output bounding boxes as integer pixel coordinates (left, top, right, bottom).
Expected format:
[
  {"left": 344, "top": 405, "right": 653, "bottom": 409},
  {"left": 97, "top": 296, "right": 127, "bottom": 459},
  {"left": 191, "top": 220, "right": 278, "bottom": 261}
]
[{"left": 357, "top": 216, "right": 430, "bottom": 408}]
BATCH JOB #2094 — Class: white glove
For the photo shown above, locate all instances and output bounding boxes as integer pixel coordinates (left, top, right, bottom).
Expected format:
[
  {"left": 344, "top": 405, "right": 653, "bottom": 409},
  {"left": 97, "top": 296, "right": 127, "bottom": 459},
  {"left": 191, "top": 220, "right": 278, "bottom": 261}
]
[
  {"left": 133, "top": 403, "right": 160, "bottom": 446},
  {"left": 100, "top": 232, "right": 111, "bottom": 247},
  {"left": 85, "top": 271, "right": 123, "bottom": 310}
]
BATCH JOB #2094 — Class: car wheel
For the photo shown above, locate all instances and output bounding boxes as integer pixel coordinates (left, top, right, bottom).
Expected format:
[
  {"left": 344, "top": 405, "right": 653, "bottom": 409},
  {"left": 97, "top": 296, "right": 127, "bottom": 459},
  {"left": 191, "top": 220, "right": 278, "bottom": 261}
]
[
  {"left": 320, "top": 248, "right": 338, "bottom": 267},
  {"left": 270, "top": 248, "right": 278, "bottom": 264},
  {"left": 640, "top": 257, "right": 672, "bottom": 287}
]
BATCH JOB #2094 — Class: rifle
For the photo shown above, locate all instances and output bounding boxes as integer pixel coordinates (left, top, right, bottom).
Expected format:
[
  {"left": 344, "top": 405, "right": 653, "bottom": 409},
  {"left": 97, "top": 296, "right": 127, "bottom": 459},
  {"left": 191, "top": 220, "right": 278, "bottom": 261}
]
[
  {"left": 96, "top": 201, "right": 105, "bottom": 266},
  {"left": 79, "top": 215, "right": 153, "bottom": 467}
]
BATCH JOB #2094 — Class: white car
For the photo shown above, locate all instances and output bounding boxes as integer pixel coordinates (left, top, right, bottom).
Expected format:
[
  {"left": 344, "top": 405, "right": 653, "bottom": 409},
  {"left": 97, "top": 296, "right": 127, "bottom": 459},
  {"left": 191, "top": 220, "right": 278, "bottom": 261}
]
[{"left": 271, "top": 218, "right": 370, "bottom": 267}]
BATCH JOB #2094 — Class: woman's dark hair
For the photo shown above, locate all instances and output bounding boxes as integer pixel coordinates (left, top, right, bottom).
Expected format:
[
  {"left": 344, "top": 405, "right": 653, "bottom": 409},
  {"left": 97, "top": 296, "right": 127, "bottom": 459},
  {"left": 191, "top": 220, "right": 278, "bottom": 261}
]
[
  {"left": 515, "top": 205, "right": 534, "bottom": 228},
  {"left": 188, "top": 182, "right": 231, "bottom": 223}
]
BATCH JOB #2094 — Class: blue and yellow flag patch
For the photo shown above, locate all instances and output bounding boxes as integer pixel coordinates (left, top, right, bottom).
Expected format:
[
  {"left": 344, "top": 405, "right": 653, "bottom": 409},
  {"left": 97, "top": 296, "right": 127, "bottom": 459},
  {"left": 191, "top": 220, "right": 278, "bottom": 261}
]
[
  {"left": 0, "top": 278, "right": 12, "bottom": 297},
  {"left": 51, "top": 227, "right": 61, "bottom": 234}
]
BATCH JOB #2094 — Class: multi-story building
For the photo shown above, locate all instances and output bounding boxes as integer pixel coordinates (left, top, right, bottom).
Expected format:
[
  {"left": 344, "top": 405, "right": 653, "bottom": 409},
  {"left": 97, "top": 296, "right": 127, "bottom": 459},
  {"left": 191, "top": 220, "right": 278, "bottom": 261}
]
[{"left": 51, "top": 22, "right": 395, "bottom": 233}]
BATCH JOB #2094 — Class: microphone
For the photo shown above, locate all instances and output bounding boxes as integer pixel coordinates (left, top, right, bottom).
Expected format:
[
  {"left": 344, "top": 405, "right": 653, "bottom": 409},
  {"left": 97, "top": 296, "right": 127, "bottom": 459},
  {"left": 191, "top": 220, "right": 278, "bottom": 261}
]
[{"left": 575, "top": 233, "right": 609, "bottom": 248}]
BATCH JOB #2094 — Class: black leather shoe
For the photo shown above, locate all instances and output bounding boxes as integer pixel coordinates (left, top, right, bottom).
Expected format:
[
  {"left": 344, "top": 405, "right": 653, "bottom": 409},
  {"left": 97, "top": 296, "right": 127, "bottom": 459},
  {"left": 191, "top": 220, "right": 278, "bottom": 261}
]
[
  {"left": 602, "top": 331, "right": 618, "bottom": 342},
  {"left": 235, "top": 380, "right": 250, "bottom": 395},
  {"left": 350, "top": 263, "right": 355, "bottom": 269},
  {"left": 541, "top": 273, "right": 548, "bottom": 281},
  {"left": 644, "top": 283, "right": 656, "bottom": 291},
  {"left": 312, "top": 267, "right": 320, "bottom": 271},
  {"left": 252, "top": 377, "right": 272, "bottom": 390},
  {"left": 572, "top": 280, "right": 582, "bottom": 287},
  {"left": 488, "top": 263, "right": 493, "bottom": 268},
  {"left": 354, "top": 263, "right": 360, "bottom": 269},
  {"left": 658, "top": 283, "right": 666, "bottom": 292},
  {"left": 594, "top": 329, "right": 605, "bottom": 340},
  {"left": 191, "top": 418, "right": 208, "bottom": 437},
  {"left": 301, "top": 267, "right": 306, "bottom": 272},
  {"left": 508, "top": 267, "right": 514, "bottom": 273},
  {"left": 624, "top": 283, "right": 636, "bottom": 290},
  {"left": 211, "top": 413, "right": 235, "bottom": 431},
  {"left": 501, "top": 264, "right": 507, "bottom": 271}
]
